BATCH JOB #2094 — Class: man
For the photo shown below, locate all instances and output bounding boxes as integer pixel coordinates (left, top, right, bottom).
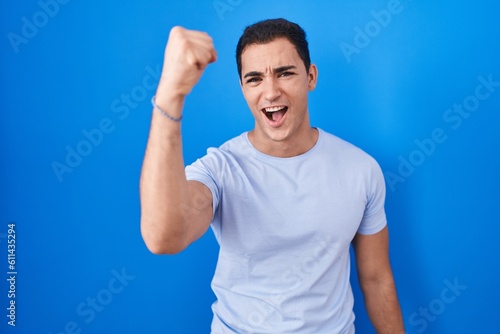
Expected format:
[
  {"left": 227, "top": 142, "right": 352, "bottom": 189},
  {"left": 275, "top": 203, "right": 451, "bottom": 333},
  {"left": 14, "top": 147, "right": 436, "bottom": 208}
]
[{"left": 140, "top": 18, "right": 404, "bottom": 333}]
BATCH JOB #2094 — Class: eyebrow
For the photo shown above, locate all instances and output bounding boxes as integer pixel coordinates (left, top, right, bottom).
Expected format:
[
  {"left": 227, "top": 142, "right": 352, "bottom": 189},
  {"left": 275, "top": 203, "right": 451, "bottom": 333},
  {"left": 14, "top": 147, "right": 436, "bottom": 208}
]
[{"left": 243, "top": 65, "right": 297, "bottom": 79}]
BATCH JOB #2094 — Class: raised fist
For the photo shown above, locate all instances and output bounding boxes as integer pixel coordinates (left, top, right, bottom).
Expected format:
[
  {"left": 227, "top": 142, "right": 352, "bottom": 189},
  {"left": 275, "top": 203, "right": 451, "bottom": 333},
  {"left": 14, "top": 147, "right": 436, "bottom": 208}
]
[{"left": 157, "top": 26, "right": 217, "bottom": 98}]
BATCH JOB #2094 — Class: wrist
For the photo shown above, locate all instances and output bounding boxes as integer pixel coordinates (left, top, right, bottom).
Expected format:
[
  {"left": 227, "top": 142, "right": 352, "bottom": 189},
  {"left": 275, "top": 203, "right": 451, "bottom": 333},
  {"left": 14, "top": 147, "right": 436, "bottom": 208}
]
[
  {"left": 153, "top": 87, "right": 185, "bottom": 118},
  {"left": 155, "top": 88, "right": 185, "bottom": 107},
  {"left": 156, "top": 76, "right": 191, "bottom": 100},
  {"left": 151, "top": 95, "right": 183, "bottom": 122}
]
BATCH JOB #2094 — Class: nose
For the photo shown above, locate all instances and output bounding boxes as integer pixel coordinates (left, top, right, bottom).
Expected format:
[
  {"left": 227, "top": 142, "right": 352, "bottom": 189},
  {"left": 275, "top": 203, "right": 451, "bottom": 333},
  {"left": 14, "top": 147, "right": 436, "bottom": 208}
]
[{"left": 262, "top": 77, "right": 281, "bottom": 102}]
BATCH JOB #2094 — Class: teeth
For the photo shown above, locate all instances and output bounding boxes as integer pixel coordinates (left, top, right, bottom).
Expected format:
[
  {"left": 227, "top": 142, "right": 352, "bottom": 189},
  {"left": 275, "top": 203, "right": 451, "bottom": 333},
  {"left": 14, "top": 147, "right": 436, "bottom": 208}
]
[{"left": 264, "top": 106, "right": 286, "bottom": 113}]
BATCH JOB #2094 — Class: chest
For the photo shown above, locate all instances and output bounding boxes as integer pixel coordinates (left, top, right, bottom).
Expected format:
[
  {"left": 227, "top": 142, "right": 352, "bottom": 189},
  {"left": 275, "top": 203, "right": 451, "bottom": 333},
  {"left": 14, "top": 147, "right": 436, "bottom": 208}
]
[{"left": 216, "top": 158, "right": 368, "bottom": 254}]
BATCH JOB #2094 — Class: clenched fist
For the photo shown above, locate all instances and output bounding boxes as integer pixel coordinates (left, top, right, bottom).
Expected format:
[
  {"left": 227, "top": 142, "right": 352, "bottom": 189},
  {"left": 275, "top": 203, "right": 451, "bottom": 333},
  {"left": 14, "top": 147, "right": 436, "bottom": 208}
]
[{"left": 157, "top": 26, "right": 217, "bottom": 99}]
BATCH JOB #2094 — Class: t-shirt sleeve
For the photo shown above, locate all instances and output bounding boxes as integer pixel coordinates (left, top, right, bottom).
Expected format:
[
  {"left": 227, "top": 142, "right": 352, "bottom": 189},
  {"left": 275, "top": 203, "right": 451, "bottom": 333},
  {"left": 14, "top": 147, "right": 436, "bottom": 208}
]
[
  {"left": 185, "top": 148, "right": 222, "bottom": 218},
  {"left": 357, "top": 157, "right": 387, "bottom": 235}
]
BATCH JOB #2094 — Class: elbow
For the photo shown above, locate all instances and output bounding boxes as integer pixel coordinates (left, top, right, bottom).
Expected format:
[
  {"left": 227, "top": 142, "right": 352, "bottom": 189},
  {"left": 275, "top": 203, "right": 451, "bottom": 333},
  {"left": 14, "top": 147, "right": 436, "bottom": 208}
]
[
  {"left": 141, "top": 219, "right": 187, "bottom": 255},
  {"left": 144, "top": 240, "right": 185, "bottom": 255},
  {"left": 359, "top": 271, "right": 395, "bottom": 293}
]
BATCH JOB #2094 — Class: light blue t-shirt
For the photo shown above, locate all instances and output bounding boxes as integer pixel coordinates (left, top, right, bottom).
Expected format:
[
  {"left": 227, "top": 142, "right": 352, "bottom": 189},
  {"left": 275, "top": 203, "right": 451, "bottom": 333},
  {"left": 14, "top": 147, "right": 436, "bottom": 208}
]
[{"left": 185, "top": 128, "right": 387, "bottom": 334}]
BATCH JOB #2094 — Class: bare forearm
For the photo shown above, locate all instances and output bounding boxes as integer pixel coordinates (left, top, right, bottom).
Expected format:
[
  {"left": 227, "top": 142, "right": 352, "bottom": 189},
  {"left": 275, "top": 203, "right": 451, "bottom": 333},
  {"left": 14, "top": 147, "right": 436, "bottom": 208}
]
[
  {"left": 361, "top": 276, "right": 405, "bottom": 334},
  {"left": 140, "top": 26, "right": 216, "bottom": 254},
  {"left": 140, "top": 94, "right": 190, "bottom": 254}
]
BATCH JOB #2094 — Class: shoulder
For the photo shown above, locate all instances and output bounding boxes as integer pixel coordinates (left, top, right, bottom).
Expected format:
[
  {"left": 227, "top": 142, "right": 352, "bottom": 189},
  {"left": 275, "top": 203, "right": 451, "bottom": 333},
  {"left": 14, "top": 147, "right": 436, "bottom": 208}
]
[
  {"left": 217, "top": 132, "right": 249, "bottom": 154},
  {"left": 318, "top": 129, "right": 386, "bottom": 197},
  {"left": 318, "top": 128, "right": 379, "bottom": 167},
  {"left": 204, "top": 132, "right": 251, "bottom": 160},
  {"left": 188, "top": 132, "right": 249, "bottom": 169}
]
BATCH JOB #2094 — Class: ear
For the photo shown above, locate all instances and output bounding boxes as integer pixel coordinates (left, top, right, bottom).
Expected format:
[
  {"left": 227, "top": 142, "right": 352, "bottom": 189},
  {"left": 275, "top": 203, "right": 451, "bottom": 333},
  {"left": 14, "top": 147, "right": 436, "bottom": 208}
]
[
  {"left": 307, "top": 64, "right": 318, "bottom": 91},
  {"left": 239, "top": 77, "right": 245, "bottom": 95}
]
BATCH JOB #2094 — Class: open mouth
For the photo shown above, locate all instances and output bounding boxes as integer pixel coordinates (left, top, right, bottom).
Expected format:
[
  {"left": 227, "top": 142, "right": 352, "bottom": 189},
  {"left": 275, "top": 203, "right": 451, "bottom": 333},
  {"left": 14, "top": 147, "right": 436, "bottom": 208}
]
[{"left": 262, "top": 106, "right": 288, "bottom": 123}]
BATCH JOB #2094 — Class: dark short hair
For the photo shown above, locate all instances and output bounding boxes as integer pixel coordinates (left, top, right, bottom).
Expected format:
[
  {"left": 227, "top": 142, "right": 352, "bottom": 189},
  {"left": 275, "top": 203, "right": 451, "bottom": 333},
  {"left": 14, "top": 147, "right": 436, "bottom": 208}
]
[{"left": 236, "top": 18, "right": 311, "bottom": 80}]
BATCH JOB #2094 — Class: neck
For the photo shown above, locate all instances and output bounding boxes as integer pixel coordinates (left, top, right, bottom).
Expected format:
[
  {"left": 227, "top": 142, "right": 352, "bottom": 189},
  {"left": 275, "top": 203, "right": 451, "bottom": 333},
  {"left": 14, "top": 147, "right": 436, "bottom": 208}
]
[{"left": 248, "top": 126, "right": 319, "bottom": 158}]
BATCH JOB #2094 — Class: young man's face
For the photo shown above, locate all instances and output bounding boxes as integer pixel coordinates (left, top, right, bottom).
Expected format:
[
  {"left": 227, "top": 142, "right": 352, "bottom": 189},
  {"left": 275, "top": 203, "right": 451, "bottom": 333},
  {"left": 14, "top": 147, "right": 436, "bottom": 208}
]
[{"left": 240, "top": 38, "right": 317, "bottom": 149}]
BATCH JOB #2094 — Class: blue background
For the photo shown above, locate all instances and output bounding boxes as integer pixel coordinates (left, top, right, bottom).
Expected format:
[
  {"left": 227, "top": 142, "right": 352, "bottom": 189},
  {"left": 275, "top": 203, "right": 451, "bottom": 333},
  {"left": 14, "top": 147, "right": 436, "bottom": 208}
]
[{"left": 1, "top": 0, "right": 499, "bottom": 333}]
